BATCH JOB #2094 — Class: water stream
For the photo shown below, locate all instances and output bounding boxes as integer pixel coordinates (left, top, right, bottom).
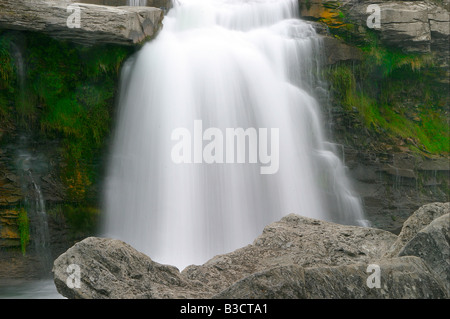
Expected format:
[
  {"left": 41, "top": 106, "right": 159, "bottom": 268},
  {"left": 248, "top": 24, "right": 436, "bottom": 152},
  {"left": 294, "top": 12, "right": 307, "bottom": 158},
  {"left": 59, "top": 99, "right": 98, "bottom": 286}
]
[{"left": 102, "top": 0, "right": 368, "bottom": 271}]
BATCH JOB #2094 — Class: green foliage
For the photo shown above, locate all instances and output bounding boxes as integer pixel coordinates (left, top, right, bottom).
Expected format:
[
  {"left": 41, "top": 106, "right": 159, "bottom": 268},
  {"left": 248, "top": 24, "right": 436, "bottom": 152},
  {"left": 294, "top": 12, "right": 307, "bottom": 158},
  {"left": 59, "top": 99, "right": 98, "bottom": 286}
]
[
  {"left": 326, "top": 37, "right": 449, "bottom": 155},
  {"left": 0, "top": 35, "right": 15, "bottom": 90},
  {"left": 0, "top": 34, "right": 15, "bottom": 122},
  {"left": 360, "top": 33, "right": 435, "bottom": 78},
  {"left": 10, "top": 33, "right": 133, "bottom": 202},
  {"left": 17, "top": 207, "right": 30, "bottom": 256},
  {"left": 47, "top": 204, "right": 100, "bottom": 236}
]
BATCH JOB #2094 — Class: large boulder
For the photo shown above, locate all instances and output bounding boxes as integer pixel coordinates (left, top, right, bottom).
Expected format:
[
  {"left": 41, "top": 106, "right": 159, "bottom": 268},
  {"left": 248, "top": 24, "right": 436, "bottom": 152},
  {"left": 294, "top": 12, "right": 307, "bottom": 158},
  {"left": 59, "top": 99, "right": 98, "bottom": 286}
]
[
  {"left": 303, "top": 256, "right": 446, "bottom": 299},
  {"left": 181, "top": 214, "right": 398, "bottom": 293},
  {"left": 399, "top": 213, "right": 450, "bottom": 295},
  {"left": 215, "top": 255, "right": 447, "bottom": 299},
  {"left": 53, "top": 237, "right": 212, "bottom": 299},
  {"left": 53, "top": 205, "right": 449, "bottom": 299},
  {"left": 384, "top": 202, "right": 449, "bottom": 257},
  {"left": 0, "top": 0, "right": 164, "bottom": 46},
  {"left": 53, "top": 214, "right": 415, "bottom": 299}
]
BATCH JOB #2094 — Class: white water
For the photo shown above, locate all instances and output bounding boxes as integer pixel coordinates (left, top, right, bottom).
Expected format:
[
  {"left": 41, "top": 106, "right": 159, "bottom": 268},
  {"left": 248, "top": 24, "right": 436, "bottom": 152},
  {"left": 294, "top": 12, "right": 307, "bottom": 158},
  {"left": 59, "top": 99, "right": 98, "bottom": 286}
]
[{"left": 103, "top": 0, "right": 367, "bottom": 271}]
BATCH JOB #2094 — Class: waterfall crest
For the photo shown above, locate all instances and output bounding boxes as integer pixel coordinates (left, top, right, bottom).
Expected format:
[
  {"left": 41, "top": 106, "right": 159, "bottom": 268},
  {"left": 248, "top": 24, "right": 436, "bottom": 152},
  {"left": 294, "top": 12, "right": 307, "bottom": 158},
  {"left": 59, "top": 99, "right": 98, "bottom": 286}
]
[{"left": 103, "top": 0, "right": 367, "bottom": 270}]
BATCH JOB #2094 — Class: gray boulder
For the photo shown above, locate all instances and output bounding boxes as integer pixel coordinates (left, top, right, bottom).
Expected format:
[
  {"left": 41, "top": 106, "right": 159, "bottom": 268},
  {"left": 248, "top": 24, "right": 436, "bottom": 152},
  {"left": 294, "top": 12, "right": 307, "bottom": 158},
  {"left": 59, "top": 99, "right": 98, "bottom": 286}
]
[
  {"left": 213, "top": 265, "right": 307, "bottom": 299},
  {"left": 0, "top": 0, "right": 164, "bottom": 46},
  {"left": 53, "top": 214, "right": 399, "bottom": 298},
  {"left": 53, "top": 237, "right": 212, "bottom": 299},
  {"left": 215, "top": 256, "right": 447, "bottom": 299},
  {"left": 53, "top": 206, "right": 449, "bottom": 299},
  {"left": 399, "top": 214, "right": 450, "bottom": 295},
  {"left": 385, "top": 202, "right": 449, "bottom": 257},
  {"left": 304, "top": 256, "right": 447, "bottom": 299}
]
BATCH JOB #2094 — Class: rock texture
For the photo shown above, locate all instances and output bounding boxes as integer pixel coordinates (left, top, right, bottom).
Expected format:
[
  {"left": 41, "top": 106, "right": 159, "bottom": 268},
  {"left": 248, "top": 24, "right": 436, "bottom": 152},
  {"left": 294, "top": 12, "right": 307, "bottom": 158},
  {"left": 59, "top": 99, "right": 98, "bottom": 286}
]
[
  {"left": 385, "top": 202, "right": 449, "bottom": 257},
  {"left": 299, "top": 0, "right": 450, "bottom": 54},
  {"left": 321, "top": 36, "right": 363, "bottom": 65},
  {"left": 0, "top": 0, "right": 164, "bottom": 46},
  {"left": 343, "top": 148, "right": 449, "bottom": 233},
  {"left": 53, "top": 204, "right": 449, "bottom": 299},
  {"left": 52, "top": 237, "right": 205, "bottom": 299},
  {"left": 74, "top": 0, "right": 172, "bottom": 10},
  {"left": 399, "top": 213, "right": 450, "bottom": 295}
]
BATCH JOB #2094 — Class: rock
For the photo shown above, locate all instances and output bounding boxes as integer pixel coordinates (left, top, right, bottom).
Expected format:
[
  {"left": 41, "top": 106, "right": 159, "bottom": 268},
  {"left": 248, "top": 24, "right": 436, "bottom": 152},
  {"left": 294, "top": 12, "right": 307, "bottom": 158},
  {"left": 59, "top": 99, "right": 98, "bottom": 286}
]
[
  {"left": 399, "top": 214, "right": 450, "bottom": 295},
  {"left": 213, "top": 265, "right": 307, "bottom": 299},
  {"left": 304, "top": 256, "right": 447, "bottom": 298},
  {"left": 74, "top": 0, "right": 172, "bottom": 10},
  {"left": 215, "top": 256, "right": 447, "bottom": 299},
  {"left": 321, "top": 36, "right": 363, "bottom": 65},
  {"left": 301, "top": 1, "right": 450, "bottom": 54},
  {"left": 53, "top": 207, "right": 450, "bottom": 299},
  {"left": 181, "top": 214, "right": 397, "bottom": 296},
  {"left": 0, "top": 0, "right": 164, "bottom": 46},
  {"left": 383, "top": 164, "right": 417, "bottom": 179},
  {"left": 384, "top": 202, "right": 449, "bottom": 257},
  {"left": 377, "top": 2, "right": 432, "bottom": 53},
  {"left": 0, "top": 210, "right": 20, "bottom": 248},
  {"left": 417, "top": 157, "right": 450, "bottom": 171},
  {"left": 54, "top": 214, "right": 399, "bottom": 298},
  {"left": 53, "top": 237, "right": 212, "bottom": 299},
  {"left": 342, "top": 146, "right": 449, "bottom": 233}
]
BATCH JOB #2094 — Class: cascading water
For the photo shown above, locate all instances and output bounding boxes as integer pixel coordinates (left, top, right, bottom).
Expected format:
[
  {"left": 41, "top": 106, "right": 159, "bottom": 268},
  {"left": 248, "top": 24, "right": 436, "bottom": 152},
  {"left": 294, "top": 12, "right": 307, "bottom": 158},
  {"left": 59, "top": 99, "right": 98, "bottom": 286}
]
[
  {"left": 15, "top": 137, "right": 52, "bottom": 273},
  {"left": 103, "top": 0, "right": 368, "bottom": 271}
]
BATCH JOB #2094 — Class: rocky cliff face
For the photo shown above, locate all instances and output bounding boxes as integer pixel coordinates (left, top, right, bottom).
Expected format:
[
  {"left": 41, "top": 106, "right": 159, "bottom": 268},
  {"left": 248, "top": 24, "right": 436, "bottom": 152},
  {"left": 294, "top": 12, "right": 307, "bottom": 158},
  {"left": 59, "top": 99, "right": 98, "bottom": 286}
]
[
  {"left": 0, "top": 0, "right": 164, "bottom": 46},
  {"left": 299, "top": 0, "right": 449, "bottom": 232},
  {"left": 52, "top": 202, "right": 449, "bottom": 299},
  {"left": 299, "top": 0, "right": 450, "bottom": 55}
]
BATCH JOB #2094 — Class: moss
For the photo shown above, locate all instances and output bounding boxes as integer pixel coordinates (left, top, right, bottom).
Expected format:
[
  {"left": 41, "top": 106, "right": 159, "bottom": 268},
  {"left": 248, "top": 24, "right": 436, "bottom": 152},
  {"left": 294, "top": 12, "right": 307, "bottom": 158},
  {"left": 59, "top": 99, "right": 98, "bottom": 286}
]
[
  {"left": 326, "top": 36, "right": 449, "bottom": 156},
  {"left": 14, "top": 33, "right": 134, "bottom": 202},
  {"left": 0, "top": 33, "right": 16, "bottom": 123},
  {"left": 17, "top": 207, "right": 30, "bottom": 256},
  {"left": 47, "top": 204, "right": 100, "bottom": 239}
]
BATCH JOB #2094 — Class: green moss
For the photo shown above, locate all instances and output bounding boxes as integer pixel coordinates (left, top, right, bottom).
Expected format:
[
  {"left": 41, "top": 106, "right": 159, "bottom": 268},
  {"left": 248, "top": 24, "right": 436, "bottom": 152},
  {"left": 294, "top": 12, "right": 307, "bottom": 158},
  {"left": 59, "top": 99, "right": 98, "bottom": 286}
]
[
  {"left": 326, "top": 37, "right": 449, "bottom": 155},
  {"left": 47, "top": 204, "right": 100, "bottom": 238},
  {"left": 0, "top": 33, "right": 15, "bottom": 123},
  {"left": 17, "top": 207, "right": 30, "bottom": 256},
  {"left": 0, "top": 35, "right": 15, "bottom": 89},
  {"left": 13, "top": 33, "right": 134, "bottom": 202}
]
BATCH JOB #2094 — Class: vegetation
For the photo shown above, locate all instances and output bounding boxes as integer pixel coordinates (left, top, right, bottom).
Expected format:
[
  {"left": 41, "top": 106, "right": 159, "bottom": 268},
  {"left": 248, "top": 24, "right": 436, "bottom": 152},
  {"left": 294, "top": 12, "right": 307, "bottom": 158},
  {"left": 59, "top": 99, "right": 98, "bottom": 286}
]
[
  {"left": 0, "top": 31, "right": 133, "bottom": 202},
  {"left": 17, "top": 207, "right": 30, "bottom": 256},
  {"left": 47, "top": 204, "right": 100, "bottom": 239},
  {"left": 0, "top": 33, "right": 15, "bottom": 122},
  {"left": 325, "top": 32, "right": 449, "bottom": 156}
]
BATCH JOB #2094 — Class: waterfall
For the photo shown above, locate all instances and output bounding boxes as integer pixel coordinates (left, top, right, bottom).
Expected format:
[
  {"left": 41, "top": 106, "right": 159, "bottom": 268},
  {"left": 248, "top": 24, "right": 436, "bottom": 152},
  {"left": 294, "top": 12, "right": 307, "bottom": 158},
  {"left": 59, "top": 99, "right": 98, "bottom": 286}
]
[
  {"left": 16, "top": 137, "right": 52, "bottom": 273},
  {"left": 102, "top": 0, "right": 368, "bottom": 271}
]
